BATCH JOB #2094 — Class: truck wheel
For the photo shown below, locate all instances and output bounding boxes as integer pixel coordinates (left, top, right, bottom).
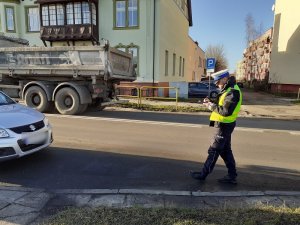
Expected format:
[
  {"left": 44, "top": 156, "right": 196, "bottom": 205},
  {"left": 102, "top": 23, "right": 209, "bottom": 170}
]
[
  {"left": 55, "top": 87, "right": 81, "bottom": 115},
  {"left": 79, "top": 104, "right": 88, "bottom": 114},
  {"left": 24, "top": 86, "right": 51, "bottom": 113}
]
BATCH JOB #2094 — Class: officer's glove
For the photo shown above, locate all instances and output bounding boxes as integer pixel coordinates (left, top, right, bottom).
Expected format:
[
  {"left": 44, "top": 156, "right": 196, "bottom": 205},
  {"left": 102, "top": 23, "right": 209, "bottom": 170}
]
[{"left": 203, "top": 102, "right": 217, "bottom": 111}]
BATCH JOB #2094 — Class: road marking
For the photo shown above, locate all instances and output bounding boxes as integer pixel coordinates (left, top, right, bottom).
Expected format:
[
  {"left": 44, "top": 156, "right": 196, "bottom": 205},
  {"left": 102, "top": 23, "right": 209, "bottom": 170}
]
[{"left": 46, "top": 114, "right": 300, "bottom": 135}]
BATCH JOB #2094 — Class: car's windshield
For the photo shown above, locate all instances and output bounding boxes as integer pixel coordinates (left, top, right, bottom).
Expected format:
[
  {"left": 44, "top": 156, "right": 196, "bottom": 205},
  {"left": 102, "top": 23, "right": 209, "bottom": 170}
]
[{"left": 0, "top": 92, "right": 16, "bottom": 106}]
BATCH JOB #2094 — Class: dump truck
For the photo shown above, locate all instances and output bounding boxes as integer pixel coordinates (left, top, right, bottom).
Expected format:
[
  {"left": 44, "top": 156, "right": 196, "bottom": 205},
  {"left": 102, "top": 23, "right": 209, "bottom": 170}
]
[{"left": 0, "top": 42, "right": 136, "bottom": 115}]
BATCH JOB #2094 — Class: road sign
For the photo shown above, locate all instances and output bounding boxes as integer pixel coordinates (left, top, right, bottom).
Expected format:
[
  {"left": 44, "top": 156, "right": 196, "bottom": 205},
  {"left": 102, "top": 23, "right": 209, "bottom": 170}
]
[{"left": 206, "top": 58, "right": 216, "bottom": 73}]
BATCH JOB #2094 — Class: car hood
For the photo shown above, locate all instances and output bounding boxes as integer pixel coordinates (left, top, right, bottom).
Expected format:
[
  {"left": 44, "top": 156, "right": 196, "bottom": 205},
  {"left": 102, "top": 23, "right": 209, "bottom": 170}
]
[{"left": 0, "top": 104, "right": 44, "bottom": 128}]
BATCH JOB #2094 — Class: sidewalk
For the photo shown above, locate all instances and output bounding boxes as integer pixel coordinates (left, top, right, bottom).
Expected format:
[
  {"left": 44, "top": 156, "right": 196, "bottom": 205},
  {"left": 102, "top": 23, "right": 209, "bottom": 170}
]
[
  {"left": 115, "top": 89, "right": 300, "bottom": 120},
  {"left": 1, "top": 186, "right": 300, "bottom": 225}
]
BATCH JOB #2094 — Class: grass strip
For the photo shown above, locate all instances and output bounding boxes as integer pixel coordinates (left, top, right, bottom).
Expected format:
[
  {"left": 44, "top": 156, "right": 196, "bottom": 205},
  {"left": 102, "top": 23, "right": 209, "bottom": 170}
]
[
  {"left": 116, "top": 102, "right": 210, "bottom": 113},
  {"left": 42, "top": 206, "right": 300, "bottom": 225}
]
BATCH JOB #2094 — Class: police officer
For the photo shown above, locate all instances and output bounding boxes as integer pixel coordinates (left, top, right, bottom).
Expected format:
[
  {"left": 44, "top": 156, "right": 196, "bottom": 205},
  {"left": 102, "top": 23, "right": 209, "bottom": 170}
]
[{"left": 190, "top": 69, "right": 242, "bottom": 184}]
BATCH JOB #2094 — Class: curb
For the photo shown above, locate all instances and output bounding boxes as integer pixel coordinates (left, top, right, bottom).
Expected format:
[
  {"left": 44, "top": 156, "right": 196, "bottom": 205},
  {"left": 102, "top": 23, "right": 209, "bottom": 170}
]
[{"left": 1, "top": 186, "right": 300, "bottom": 197}]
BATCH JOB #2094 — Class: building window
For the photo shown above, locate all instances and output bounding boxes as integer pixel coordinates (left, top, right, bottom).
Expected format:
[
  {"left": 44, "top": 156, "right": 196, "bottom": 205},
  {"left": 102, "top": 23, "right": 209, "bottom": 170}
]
[
  {"left": 199, "top": 57, "right": 202, "bottom": 68},
  {"left": 5, "top": 6, "right": 15, "bottom": 32},
  {"left": 92, "top": 3, "right": 97, "bottom": 25},
  {"left": 114, "top": 0, "right": 139, "bottom": 29},
  {"left": 42, "top": 2, "right": 95, "bottom": 26},
  {"left": 182, "top": 58, "right": 185, "bottom": 77},
  {"left": 115, "top": 43, "right": 140, "bottom": 76},
  {"left": 57, "top": 4, "right": 64, "bottom": 25},
  {"left": 165, "top": 50, "right": 169, "bottom": 76},
  {"left": 173, "top": 53, "right": 176, "bottom": 76},
  {"left": 179, "top": 56, "right": 182, "bottom": 76},
  {"left": 192, "top": 71, "right": 195, "bottom": 81},
  {"left": 26, "top": 7, "right": 40, "bottom": 32}
]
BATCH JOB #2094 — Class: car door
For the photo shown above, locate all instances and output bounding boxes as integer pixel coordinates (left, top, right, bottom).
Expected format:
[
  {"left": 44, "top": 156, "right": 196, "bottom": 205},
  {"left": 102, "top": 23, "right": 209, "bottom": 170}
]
[{"left": 197, "top": 83, "right": 209, "bottom": 97}]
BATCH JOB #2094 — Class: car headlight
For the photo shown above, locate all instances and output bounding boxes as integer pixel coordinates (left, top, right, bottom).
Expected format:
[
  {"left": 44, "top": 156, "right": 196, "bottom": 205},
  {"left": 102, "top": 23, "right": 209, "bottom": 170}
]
[
  {"left": 0, "top": 129, "right": 9, "bottom": 138},
  {"left": 43, "top": 117, "right": 49, "bottom": 126}
]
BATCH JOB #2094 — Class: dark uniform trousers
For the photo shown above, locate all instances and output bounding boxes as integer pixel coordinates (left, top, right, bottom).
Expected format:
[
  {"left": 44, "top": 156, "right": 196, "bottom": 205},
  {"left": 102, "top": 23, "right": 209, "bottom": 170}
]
[{"left": 201, "top": 122, "right": 237, "bottom": 178}]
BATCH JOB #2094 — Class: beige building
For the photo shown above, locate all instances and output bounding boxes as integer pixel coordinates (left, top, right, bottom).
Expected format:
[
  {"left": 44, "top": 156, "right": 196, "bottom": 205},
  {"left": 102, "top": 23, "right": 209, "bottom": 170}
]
[
  {"left": 242, "top": 28, "right": 273, "bottom": 83},
  {"left": 236, "top": 60, "right": 245, "bottom": 81},
  {"left": 269, "top": 0, "right": 300, "bottom": 94},
  {"left": 186, "top": 37, "right": 205, "bottom": 82}
]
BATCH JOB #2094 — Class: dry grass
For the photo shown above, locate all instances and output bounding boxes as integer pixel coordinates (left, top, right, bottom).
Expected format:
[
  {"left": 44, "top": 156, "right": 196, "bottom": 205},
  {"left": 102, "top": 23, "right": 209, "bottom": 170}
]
[{"left": 42, "top": 206, "right": 300, "bottom": 225}]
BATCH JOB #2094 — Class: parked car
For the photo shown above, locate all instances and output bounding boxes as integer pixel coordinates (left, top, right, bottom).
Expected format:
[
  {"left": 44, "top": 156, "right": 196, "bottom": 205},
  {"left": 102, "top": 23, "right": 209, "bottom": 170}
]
[
  {"left": 188, "top": 82, "right": 220, "bottom": 98},
  {"left": 0, "top": 91, "right": 53, "bottom": 161}
]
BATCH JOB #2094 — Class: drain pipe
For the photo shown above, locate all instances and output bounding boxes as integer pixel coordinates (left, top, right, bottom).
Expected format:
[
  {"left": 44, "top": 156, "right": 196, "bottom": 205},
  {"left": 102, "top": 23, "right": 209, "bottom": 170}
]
[{"left": 152, "top": 0, "right": 156, "bottom": 96}]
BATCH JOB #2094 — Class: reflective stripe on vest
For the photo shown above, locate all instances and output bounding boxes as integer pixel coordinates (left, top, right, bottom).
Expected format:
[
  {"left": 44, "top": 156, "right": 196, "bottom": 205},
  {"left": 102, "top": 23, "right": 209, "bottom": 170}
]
[{"left": 209, "top": 84, "right": 242, "bottom": 123}]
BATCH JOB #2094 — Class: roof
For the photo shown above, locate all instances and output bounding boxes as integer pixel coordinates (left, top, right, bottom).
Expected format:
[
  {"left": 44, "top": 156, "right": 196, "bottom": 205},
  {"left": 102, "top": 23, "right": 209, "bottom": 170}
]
[{"left": 0, "top": 35, "right": 29, "bottom": 46}]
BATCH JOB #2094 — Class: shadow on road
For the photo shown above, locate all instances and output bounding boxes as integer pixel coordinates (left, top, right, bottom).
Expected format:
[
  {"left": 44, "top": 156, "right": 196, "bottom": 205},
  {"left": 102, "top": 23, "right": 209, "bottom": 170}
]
[
  {"left": 77, "top": 110, "right": 300, "bottom": 131},
  {"left": 0, "top": 147, "right": 299, "bottom": 192}
]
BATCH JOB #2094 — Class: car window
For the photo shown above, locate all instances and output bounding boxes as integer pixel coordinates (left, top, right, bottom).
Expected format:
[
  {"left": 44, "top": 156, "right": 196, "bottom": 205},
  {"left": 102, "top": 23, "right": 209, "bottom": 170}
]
[
  {"left": 0, "top": 92, "right": 15, "bottom": 106},
  {"left": 198, "top": 83, "right": 208, "bottom": 88},
  {"left": 189, "top": 83, "right": 197, "bottom": 88}
]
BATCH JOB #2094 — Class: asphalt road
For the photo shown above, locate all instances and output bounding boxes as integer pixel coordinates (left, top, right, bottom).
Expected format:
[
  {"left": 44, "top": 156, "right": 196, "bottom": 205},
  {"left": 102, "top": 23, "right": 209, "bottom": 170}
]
[{"left": 0, "top": 110, "right": 299, "bottom": 192}]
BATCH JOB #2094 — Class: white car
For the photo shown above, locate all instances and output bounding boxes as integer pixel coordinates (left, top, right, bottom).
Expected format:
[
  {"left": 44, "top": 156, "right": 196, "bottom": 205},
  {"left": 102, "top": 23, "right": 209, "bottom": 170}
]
[{"left": 0, "top": 91, "right": 53, "bottom": 161}]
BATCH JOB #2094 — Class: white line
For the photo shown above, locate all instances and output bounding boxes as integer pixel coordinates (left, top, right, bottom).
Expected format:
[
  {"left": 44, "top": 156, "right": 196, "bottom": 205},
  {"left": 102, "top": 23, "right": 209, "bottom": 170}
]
[
  {"left": 46, "top": 114, "right": 299, "bottom": 134},
  {"left": 46, "top": 114, "right": 204, "bottom": 128}
]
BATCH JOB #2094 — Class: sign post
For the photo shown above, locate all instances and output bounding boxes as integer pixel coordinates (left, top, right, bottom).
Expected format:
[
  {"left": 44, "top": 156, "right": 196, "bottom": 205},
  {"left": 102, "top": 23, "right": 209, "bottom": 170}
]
[{"left": 206, "top": 58, "right": 216, "bottom": 95}]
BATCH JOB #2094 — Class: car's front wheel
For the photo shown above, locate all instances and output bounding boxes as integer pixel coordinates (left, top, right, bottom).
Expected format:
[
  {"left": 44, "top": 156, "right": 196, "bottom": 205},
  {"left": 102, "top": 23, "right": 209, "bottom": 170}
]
[{"left": 210, "top": 91, "right": 218, "bottom": 98}]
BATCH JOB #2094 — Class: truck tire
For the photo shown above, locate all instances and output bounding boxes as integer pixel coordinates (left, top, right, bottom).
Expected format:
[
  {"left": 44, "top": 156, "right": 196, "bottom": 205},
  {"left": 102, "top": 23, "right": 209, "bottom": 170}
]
[
  {"left": 24, "top": 86, "right": 51, "bottom": 113},
  {"left": 55, "top": 87, "right": 81, "bottom": 115},
  {"left": 78, "top": 104, "right": 88, "bottom": 114}
]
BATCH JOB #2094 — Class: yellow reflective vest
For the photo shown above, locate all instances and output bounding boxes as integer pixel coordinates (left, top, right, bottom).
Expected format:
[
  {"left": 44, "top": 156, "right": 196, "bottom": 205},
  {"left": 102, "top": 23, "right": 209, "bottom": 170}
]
[{"left": 210, "top": 84, "right": 242, "bottom": 123}]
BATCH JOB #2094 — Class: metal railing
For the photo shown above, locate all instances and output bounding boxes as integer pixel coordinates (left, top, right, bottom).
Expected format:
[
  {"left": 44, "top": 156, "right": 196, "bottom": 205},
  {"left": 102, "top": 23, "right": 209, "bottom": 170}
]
[
  {"left": 116, "top": 86, "right": 140, "bottom": 100},
  {"left": 116, "top": 86, "right": 179, "bottom": 110}
]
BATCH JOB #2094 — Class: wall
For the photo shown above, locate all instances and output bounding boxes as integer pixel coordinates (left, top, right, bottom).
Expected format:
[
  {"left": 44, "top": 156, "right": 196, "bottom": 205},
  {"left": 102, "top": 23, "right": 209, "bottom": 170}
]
[
  {"left": 157, "top": 0, "right": 190, "bottom": 83},
  {"left": 186, "top": 37, "right": 205, "bottom": 82},
  {"left": 0, "top": 0, "right": 43, "bottom": 46},
  {"left": 269, "top": 0, "right": 300, "bottom": 91}
]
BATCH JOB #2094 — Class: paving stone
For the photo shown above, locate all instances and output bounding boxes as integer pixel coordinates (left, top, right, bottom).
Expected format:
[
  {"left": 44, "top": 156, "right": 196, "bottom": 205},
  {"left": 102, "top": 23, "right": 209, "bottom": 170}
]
[
  {"left": 278, "top": 196, "right": 300, "bottom": 208},
  {"left": 87, "top": 195, "right": 126, "bottom": 208},
  {"left": 0, "top": 191, "right": 28, "bottom": 204},
  {"left": 0, "top": 204, "right": 37, "bottom": 218},
  {"left": 265, "top": 191, "right": 300, "bottom": 196},
  {"left": 245, "top": 196, "right": 284, "bottom": 207},
  {"left": 54, "top": 189, "right": 118, "bottom": 194},
  {"left": 164, "top": 195, "right": 206, "bottom": 209},
  {"left": 0, "top": 212, "right": 39, "bottom": 225},
  {"left": 14, "top": 192, "right": 50, "bottom": 211},
  {"left": 125, "top": 195, "right": 164, "bottom": 208},
  {"left": 0, "top": 202, "right": 9, "bottom": 211},
  {"left": 119, "top": 189, "right": 190, "bottom": 196},
  {"left": 65, "top": 195, "right": 92, "bottom": 207}
]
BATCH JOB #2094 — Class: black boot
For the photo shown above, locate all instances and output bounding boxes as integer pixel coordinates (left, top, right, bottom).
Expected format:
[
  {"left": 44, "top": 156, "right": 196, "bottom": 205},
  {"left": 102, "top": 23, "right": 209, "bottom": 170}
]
[
  {"left": 190, "top": 171, "right": 206, "bottom": 181},
  {"left": 217, "top": 175, "right": 237, "bottom": 184}
]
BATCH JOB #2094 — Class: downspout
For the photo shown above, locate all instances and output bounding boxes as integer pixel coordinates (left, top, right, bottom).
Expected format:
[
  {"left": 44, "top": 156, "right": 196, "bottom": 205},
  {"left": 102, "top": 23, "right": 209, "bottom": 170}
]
[{"left": 152, "top": 0, "right": 156, "bottom": 95}]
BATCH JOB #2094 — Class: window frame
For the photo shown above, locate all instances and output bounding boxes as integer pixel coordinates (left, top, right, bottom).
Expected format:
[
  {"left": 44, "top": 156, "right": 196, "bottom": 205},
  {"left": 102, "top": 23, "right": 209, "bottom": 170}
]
[
  {"left": 172, "top": 53, "right": 176, "bottom": 76},
  {"left": 165, "top": 50, "right": 169, "bottom": 76},
  {"left": 25, "top": 6, "right": 40, "bottom": 33},
  {"left": 4, "top": 5, "right": 16, "bottom": 33},
  {"left": 41, "top": 2, "right": 95, "bottom": 27},
  {"left": 113, "top": 0, "right": 139, "bottom": 30}
]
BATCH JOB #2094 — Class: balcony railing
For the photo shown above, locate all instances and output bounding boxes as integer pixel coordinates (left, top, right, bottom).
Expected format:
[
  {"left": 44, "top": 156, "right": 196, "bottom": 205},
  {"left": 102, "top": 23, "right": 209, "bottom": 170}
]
[{"left": 40, "top": 24, "right": 99, "bottom": 43}]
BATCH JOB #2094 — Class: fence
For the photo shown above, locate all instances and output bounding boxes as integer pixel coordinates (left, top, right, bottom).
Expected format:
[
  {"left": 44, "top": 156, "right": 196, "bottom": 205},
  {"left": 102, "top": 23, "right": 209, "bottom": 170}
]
[{"left": 117, "top": 86, "right": 179, "bottom": 110}]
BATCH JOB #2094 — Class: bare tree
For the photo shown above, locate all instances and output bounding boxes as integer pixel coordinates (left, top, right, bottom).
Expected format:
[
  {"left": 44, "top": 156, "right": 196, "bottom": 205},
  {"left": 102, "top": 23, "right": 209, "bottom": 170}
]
[
  {"left": 245, "top": 13, "right": 258, "bottom": 46},
  {"left": 205, "top": 44, "right": 228, "bottom": 72}
]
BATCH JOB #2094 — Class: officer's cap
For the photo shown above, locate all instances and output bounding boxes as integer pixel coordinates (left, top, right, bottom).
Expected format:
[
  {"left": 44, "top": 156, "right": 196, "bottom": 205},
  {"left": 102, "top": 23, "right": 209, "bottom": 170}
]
[{"left": 211, "top": 69, "right": 229, "bottom": 83}]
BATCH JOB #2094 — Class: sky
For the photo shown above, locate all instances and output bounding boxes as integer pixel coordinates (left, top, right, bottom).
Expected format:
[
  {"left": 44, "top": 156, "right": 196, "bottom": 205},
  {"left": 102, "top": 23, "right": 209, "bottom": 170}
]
[{"left": 189, "top": 0, "right": 275, "bottom": 73}]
